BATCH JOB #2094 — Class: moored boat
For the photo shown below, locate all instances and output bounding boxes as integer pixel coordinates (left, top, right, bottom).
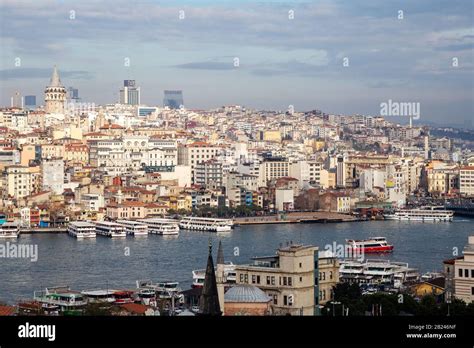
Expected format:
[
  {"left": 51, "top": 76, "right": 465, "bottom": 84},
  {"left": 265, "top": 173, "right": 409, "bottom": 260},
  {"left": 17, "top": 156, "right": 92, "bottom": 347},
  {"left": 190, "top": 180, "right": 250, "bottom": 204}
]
[
  {"left": 0, "top": 222, "right": 20, "bottom": 239},
  {"left": 192, "top": 261, "right": 236, "bottom": 288},
  {"left": 67, "top": 221, "right": 96, "bottom": 239},
  {"left": 384, "top": 207, "right": 453, "bottom": 222},
  {"left": 179, "top": 217, "right": 233, "bottom": 232},
  {"left": 116, "top": 220, "right": 148, "bottom": 236},
  {"left": 94, "top": 221, "right": 126, "bottom": 237},
  {"left": 139, "top": 218, "right": 179, "bottom": 235}
]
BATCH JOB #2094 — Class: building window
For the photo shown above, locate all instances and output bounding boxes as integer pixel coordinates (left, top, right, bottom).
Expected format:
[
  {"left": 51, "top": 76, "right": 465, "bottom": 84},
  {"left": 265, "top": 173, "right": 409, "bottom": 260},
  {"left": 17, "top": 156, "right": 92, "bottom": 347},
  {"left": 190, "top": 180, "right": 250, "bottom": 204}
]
[
  {"left": 465, "top": 269, "right": 469, "bottom": 278},
  {"left": 472, "top": 287, "right": 474, "bottom": 296},
  {"left": 267, "top": 276, "right": 271, "bottom": 285},
  {"left": 271, "top": 276, "right": 275, "bottom": 285},
  {"left": 273, "top": 294, "right": 278, "bottom": 305},
  {"left": 472, "top": 270, "right": 474, "bottom": 278},
  {"left": 283, "top": 295, "right": 288, "bottom": 306},
  {"left": 256, "top": 275, "right": 260, "bottom": 284},
  {"left": 244, "top": 274, "right": 248, "bottom": 283},
  {"left": 252, "top": 275, "right": 256, "bottom": 284},
  {"left": 283, "top": 277, "right": 287, "bottom": 286},
  {"left": 240, "top": 274, "right": 244, "bottom": 282},
  {"left": 330, "top": 271, "right": 333, "bottom": 280},
  {"left": 300, "top": 277, "right": 303, "bottom": 282},
  {"left": 288, "top": 277, "right": 292, "bottom": 286},
  {"left": 299, "top": 262, "right": 302, "bottom": 268},
  {"left": 459, "top": 268, "right": 463, "bottom": 277}
]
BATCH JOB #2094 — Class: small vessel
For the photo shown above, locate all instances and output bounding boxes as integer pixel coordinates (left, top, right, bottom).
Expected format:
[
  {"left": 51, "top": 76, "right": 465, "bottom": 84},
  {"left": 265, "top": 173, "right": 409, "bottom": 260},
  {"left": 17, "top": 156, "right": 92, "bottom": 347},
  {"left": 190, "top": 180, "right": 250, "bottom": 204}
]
[
  {"left": 339, "top": 259, "right": 419, "bottom": 288},
  {"left": 179, "top": 217, "right": 233, "bottom": 232},
  {"left": 137, "top": 288, "right": 157, "bottom": 306},
  {"left": 67, "top": 221, "right": 96, "bottom": 239},
  {"left": 116, "top": 220, "right": 148, "bottom": 236},
  {"left": 34, "top": 286, "right": 87, "bottom": 312},
  {"left": 94, "top": 221, "right": 126, "bottom": 238},
  {"left": 139, "top": 218, "right": 179, "bottom": 235},
  {"left": 346, "top": 237, "right": 394, "bottom": 253},
  {"left": 112, "top": 290, "right": 135, "bottom": 304},
  {"left": 0, "top": 222, "right": 20, "bottom": 239},
  {"left": 384, "top": 207, "right": 454, "bottom": 222},
  {"left": 136, "top": 280, "right": 184, "bottom": 303},
  {"left": 192, "top": 261, "right": 236, "bottom": 288},
  {"left": 81, "top": 289, "right": 116, "bottom": 303}
]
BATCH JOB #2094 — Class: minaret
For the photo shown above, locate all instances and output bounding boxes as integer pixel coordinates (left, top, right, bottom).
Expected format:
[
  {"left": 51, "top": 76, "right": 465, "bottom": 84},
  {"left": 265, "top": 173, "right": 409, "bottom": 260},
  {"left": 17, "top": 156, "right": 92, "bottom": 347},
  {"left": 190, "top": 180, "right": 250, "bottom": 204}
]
[
  {"left": 199, "top": 240, "right": 222, "bottom": 316},
  {"left": 216, "top": 240, "right": 225, "bottom": 314},
  {"left": 44, "top": 65, "right": 66, "bottom": 114}
]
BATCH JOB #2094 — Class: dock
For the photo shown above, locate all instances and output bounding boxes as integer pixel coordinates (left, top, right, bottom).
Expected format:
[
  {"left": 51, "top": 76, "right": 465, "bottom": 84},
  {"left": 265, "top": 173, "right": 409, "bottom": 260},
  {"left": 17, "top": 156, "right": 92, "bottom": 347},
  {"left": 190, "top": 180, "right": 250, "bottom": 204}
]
[
  {"left": 234, "top": 212, "right": 358, "bottom": 225},
  {"left": 20, "top": 227, "right": 67, "bottom": 234}
]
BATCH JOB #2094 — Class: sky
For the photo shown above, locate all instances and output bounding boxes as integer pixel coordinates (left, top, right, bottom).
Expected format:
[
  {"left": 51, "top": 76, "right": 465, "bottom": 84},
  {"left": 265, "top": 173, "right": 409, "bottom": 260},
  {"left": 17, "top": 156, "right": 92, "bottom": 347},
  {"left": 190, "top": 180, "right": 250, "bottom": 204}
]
[{"left": 0, "top": 0, "right": 473, "bottom": 126}]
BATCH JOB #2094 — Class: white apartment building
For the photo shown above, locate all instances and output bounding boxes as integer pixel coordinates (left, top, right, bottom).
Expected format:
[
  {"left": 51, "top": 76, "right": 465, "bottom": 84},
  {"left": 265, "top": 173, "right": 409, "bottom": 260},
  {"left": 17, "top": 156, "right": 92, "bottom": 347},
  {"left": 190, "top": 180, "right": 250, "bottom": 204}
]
[
  {"left": 460, "top": 166, "right": 474, "bottom": 197},
  {"left": 81, "top": 193, "right": 105, "bottom": 211},
  {"left": 42, "top": 158, "right": 64, "bottom": 194},
  {"left": 177, "top": 142, "right": 221, "bottom": 183},
  {"left": 259, "top": 159, "right": 289, "bottom": 187},
  {"left": 5, "top": 165, "right": 40, "bottom": 199}
]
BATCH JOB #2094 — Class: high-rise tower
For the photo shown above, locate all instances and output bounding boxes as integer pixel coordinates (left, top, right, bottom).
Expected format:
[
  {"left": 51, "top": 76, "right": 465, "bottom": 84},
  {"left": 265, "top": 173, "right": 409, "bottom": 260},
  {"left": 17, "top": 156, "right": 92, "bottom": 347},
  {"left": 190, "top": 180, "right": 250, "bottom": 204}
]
[{"left": 44, "top": 66, "right": 66, "bottom": 114}]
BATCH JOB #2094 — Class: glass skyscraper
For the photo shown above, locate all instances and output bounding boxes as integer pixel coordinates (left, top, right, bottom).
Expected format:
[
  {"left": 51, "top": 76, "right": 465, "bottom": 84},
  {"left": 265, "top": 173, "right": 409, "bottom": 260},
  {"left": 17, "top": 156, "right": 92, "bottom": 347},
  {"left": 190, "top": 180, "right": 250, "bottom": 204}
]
[
  {"left": 163, "top": 90, "right": 183, "bottom": 109},
  {"left": 24, "top": 95, "right": 36, "bottom": 110},
  {"left": 120, "top": 80, "right": 141, "bottom": 105}
]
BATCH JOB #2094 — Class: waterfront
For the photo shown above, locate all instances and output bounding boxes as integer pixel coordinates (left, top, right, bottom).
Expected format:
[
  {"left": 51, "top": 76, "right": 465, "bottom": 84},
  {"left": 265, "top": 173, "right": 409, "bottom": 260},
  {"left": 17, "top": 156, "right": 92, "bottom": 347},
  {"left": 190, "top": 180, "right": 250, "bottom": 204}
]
[{"left": 0, "top": 218, "right": 473, "bottom": 304}]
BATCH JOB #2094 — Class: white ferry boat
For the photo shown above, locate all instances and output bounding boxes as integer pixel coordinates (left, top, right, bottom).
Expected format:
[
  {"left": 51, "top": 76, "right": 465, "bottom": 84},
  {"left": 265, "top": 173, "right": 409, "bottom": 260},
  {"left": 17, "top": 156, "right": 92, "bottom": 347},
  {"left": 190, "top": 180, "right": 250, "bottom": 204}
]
[
  {"left": 81, "top": 289, "right": 116, "bottom": 303},
  {"left": 94, "top": 221, "right": 126, "bottom": 238},
  {"left": 116, "top": 220, "right": 148, "bottom": 236},
  {"left": 179, "top": 217, "right": 233, "bottom": 232},
  {"left": 136, "top": 280, "right": 184, "bottom": 303},
  {"left": 67, "top": 221, "right": 96, "bottom": 239},
  {"left": 339, "top": 259, "right": 419, "bottom": 288},
  {"left": 0, "top": 222, "right": 20, "bottom": 239},
  {"left": 34, "top": 286, "right": 87, "bottom": 311},
  {"left": 384, "top": 207, "right": 454, "bottom": 222},
  {"left": 192, "top": 261, "right": 237, "bottom": 288},
  {"left": 139, "top": 218, "right": 179, "bottom": 235}
]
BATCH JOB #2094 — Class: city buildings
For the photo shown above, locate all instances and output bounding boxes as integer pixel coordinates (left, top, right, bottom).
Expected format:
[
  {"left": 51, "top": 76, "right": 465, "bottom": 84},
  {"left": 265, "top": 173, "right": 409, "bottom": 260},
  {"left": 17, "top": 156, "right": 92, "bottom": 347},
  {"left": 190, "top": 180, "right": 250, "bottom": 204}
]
[
  {"left": 163, "top": 90, "right": 183, "bottom": 109},
  {"left": 119, "top": 80, "right": 140, "bottom": 105}
]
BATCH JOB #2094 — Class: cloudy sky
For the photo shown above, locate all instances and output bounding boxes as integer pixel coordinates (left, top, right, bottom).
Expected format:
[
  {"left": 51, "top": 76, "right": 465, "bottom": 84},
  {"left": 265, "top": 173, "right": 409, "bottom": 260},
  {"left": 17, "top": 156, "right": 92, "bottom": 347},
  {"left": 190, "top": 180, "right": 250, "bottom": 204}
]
[{"left": 0, "top": 0, "right": 473, "bottom": 126}]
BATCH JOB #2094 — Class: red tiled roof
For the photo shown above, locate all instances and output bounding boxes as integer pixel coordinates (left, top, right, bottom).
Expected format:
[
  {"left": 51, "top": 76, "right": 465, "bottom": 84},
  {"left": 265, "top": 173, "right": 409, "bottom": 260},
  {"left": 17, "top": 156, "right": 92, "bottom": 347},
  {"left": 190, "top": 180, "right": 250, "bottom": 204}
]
[{"left": 120, "top": 303, "right": 149, "bottom": 314}]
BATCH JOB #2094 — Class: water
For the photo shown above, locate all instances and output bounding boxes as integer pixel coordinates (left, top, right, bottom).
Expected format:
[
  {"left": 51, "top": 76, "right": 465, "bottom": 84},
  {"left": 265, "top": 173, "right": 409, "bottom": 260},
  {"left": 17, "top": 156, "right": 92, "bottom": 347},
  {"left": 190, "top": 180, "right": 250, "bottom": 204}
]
[{"left": 1, "top": 219, "right": 473, "bottom": 304}]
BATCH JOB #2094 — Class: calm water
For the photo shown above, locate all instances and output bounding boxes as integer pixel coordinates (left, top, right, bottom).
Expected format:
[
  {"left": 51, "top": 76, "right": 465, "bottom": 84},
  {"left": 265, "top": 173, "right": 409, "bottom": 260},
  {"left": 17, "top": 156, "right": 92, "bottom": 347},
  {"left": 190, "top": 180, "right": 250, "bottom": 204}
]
[{"left": 1, "top": 219, "right": 473, "bottom": 304}]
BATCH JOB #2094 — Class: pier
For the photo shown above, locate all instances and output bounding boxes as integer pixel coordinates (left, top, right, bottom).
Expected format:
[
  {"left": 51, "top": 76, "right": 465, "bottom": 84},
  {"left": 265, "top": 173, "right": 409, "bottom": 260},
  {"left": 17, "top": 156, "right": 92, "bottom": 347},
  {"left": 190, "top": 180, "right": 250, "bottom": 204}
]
[
  {"left": 20, "top": 227, "right": 67, "bottom": 234},
  {"left": 234, "top": 212, "right": 358, "bottom": 225}
]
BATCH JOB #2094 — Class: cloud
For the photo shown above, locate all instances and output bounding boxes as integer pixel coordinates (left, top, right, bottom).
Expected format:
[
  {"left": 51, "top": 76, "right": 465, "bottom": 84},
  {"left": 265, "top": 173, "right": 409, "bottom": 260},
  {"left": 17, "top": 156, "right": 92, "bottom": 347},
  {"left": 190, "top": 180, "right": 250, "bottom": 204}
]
[
  {"left": 0, "top": 68, "right": 93, "bottom": 80},
  {"left": 172, "top": 61, "right": 236, "bottom": 70}
]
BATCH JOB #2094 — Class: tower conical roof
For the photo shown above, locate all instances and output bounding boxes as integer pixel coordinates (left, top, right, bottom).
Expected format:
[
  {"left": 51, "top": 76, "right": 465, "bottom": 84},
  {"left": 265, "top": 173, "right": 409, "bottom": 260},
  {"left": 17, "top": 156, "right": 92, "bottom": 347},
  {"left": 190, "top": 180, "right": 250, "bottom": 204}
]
[
  {"left": 49, "top": 65, "right": 63, "bottom": 87},
  {"left": 199, "top": 240, "right": 222, "bottom": 316}
]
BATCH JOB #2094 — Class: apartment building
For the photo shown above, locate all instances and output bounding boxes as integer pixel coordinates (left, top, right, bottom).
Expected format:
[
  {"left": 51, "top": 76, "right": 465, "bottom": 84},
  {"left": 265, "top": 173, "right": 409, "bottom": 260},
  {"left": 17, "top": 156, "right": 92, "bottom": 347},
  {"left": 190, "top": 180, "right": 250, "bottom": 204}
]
[
  {"left": 460, "top": 166, "right": 474, "bottom": 197},
  {"left": 452, "top": 236, "right": 474, "bottom": 303},
  {"left": 235, "top": 244, "right": 318, "bottom": 315},
  {"left": 5, "top": 165, "right": 41, "bottom": 199}
]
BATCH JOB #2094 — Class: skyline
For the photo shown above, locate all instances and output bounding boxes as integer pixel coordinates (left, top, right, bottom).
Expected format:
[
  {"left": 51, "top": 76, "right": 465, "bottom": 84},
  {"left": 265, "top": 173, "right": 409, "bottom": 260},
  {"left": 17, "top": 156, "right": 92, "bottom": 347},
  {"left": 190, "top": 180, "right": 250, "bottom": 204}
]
[{"left": 1, "top": 0, "right": 473, "bottom": 126}]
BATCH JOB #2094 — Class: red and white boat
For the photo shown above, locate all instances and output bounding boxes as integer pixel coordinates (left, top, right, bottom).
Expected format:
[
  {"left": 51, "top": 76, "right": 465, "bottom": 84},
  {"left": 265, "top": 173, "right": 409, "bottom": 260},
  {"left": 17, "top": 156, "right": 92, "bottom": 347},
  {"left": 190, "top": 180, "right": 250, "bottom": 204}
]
[{"left": 346, "top": 237, "right": 394, "bottom": 253}]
